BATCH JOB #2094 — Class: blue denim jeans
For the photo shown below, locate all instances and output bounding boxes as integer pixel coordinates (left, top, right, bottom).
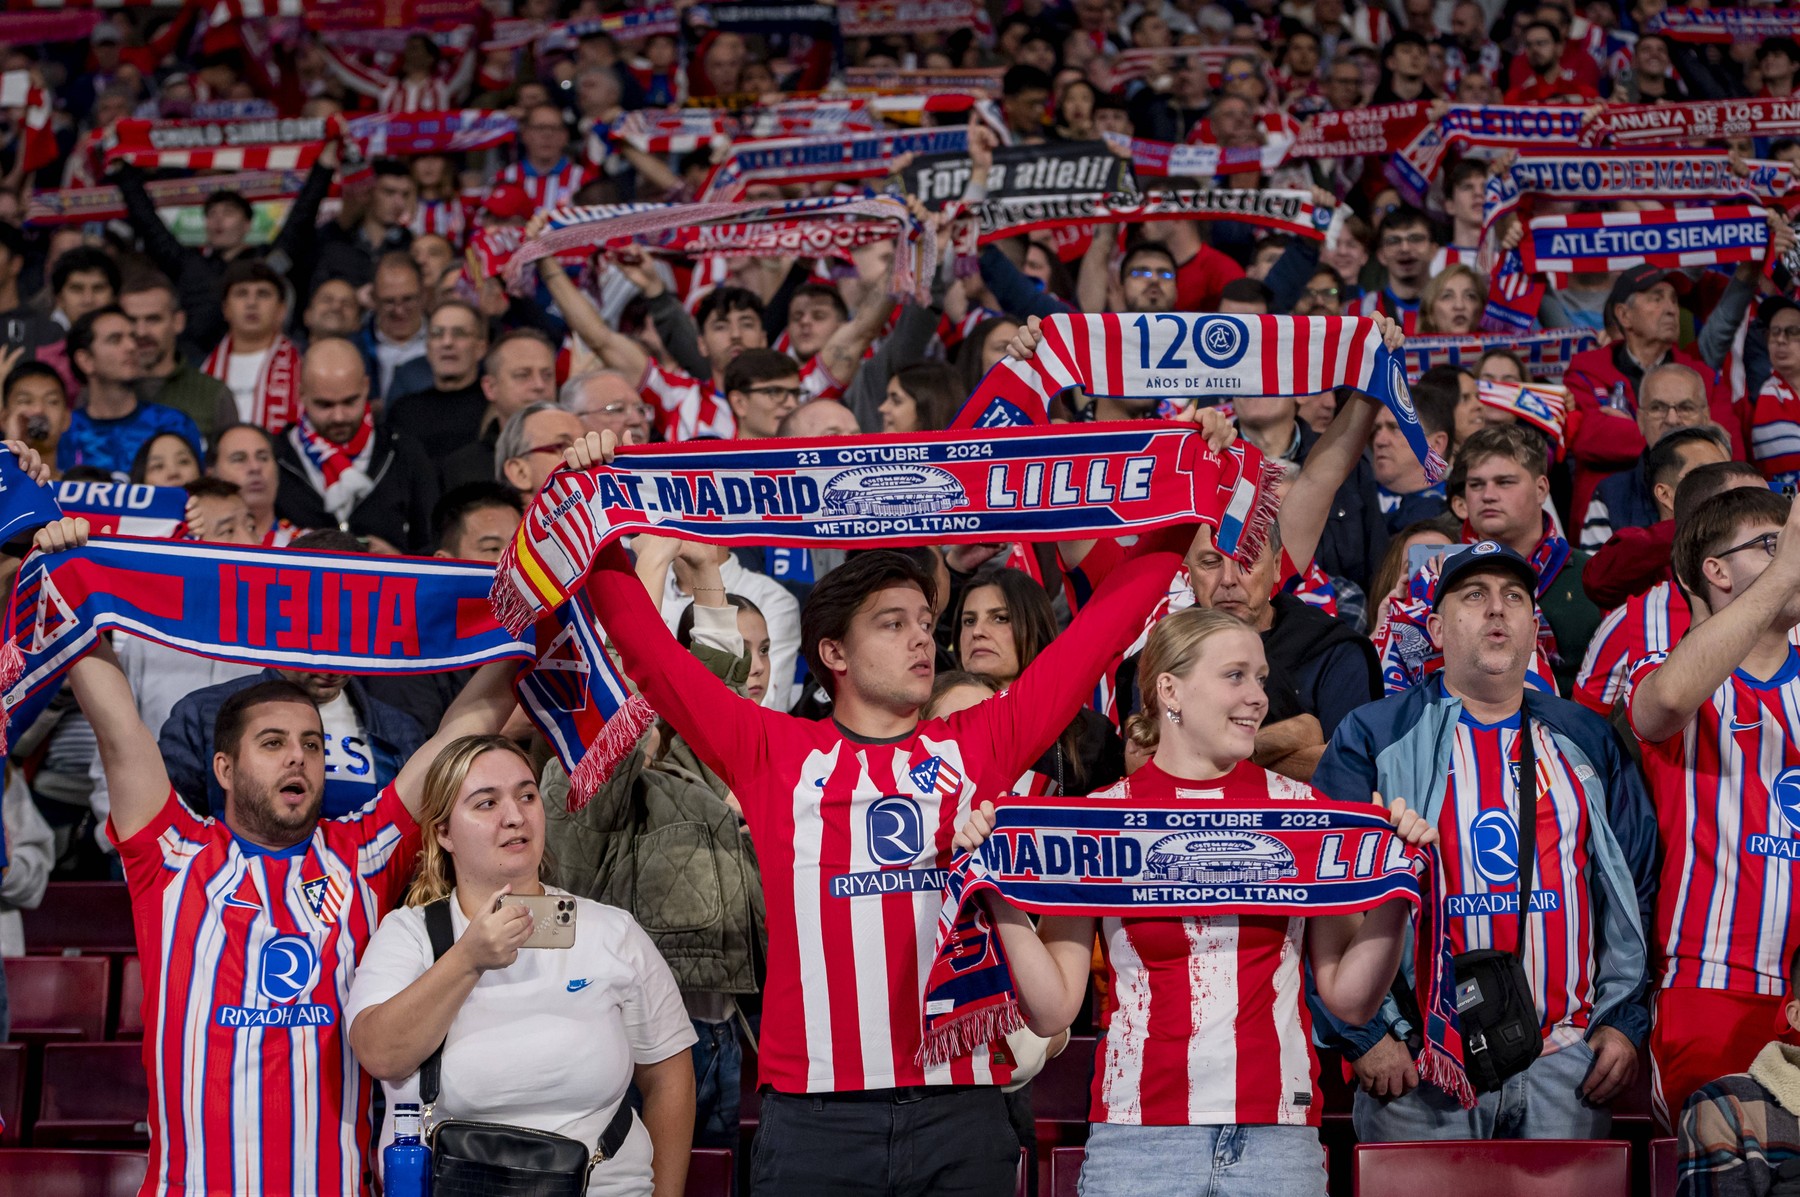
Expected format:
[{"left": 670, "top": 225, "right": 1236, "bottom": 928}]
[
  {"left": 1352, "top": 1037, "right": 1613, "bottom": 1141},
  {"left": 1077, "top": 1123, "right": 1327, "bottom": 1197},
  {"left": 691, "top": 1017, "right": 742, "bottom": 1149}
]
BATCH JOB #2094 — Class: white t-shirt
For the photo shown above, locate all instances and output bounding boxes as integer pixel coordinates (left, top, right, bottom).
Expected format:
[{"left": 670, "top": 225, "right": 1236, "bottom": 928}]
[
  {"left": 318, "top": 692, "right": 382, "bottom": 813},
  {"left": 226, "top": 348, "right": 271, "bottom": 423},
  {"left": 346, "top": 889, "right": 696, "bottom": 1197}
]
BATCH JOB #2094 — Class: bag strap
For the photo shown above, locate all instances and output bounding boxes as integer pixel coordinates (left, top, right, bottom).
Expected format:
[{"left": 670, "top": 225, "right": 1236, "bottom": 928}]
[
  {"left": 419, "top": 896, "right": 456, "bottom": 1108},
  {"left": 1513, "top": 702, "right": 1537, "bottom": 961}
]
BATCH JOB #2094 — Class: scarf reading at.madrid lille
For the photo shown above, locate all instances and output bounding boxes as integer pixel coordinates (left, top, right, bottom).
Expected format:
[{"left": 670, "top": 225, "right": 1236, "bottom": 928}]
[
  {"left": 493, "top": 426, "right": 1280, "bottom": 796},
  {"left": 952, "top": 313, "right": 1446, "bottom": 483},
  {"left": 494, "top": 423, "right": 1278, "bottom": 638},
  {"left": 918, "top": 797, "right": 1473, "bottom": 1108}
]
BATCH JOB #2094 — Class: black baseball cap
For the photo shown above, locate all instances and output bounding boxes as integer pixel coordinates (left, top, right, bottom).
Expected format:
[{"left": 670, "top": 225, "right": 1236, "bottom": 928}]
[
  {"left": 1604, "top": 264, "right": 1675, "bottom": 319},
  {"left": 1431, "top": 541, "right": 1539, "bottom": 610}
]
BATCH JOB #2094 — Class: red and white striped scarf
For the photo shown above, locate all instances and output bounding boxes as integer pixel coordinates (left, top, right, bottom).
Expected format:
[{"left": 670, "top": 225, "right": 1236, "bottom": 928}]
[
  {"left": 203, "top": 333, "right": 302, "bottom": 434},
  {"left": 288, "top": 411, "right": 376, "bottom": 523}
]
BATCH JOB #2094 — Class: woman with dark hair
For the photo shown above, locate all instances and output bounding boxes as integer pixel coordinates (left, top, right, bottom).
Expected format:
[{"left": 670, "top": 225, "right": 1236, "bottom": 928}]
[
  {"left": 881, "top": 362, "right": 964, "bottom": 433},
  {"left": 1054, "top": 78, "right": 1099, "bottom": 139},
  {"left": 1022, "top": 241, "right": 1078, "bottom": 306},
  {"left": 953, "top": 565, "right": 1124, "bottom": 794},
  {"left": 956, "top": 315, "right": 1022, "bottom": 400},
  {"left": 129, "top": 431, "right": 201, "bottom": 487}
]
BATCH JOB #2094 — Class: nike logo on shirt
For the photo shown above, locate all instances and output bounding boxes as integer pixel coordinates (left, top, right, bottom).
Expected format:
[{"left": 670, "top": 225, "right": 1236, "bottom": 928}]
[{"left": 567, "top": 978, "right": 592, "bottom": 993}]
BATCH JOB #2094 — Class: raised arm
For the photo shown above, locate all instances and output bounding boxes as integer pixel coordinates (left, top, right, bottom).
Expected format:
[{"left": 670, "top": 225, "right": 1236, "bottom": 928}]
[
  {"left": 1629, "top": 496, "right": 1800, "bottom": 744},
  {"left": 955, "top": 520, "right": 1196, "bottom": 787},
  {"left": 531, "top": 227, "right": 652, "bottom": 383},
  {"left": 390, "top": 659, "right": 526, "bottom": 819},
  {"left": 1280, "top": 393, "right": 1379, "bottom": 574},
  {"left": 33, "top": 517, "right": 173, "bottom": 843},
  {"left": 813, "top": 240, "right": 899, "bottom": 391},
  {"left": 567, "top": 433, "right": 773, "bottom": 790}
]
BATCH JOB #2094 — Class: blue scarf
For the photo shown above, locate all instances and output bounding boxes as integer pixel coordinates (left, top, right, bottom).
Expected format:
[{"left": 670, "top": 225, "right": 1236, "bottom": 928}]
[{"left": 919, "top": 798, "right": 1473, "bottom": 1109}]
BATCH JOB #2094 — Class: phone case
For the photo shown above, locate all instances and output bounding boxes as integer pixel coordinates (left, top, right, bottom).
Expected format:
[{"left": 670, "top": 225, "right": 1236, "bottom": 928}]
[{"left": 502, "top": 895, "right": 577, "bottom": 949}]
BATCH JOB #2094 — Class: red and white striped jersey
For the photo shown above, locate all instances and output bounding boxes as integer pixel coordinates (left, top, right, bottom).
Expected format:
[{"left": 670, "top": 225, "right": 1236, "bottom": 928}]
[
  {"left": 1089, "top": 760, "right": 1318, "bottom": 1127},
  {"left": 495, "top": 158, "right": 597, "bottom": 212},
  {"left": 1629, "top": 647, "right": 1800, "bottom": 995},
  {"left": 111, "top": 787, "right": 419, "bottom": 1196},
  {"left": 589, "top": 536, "right": 1183, "bottom": 1093},
  {"left": 1429, "top": 245, "right": 1480, "bottom": 275},
  {"left": 1353, "top": 288, "right": 1421, "bottom": 336},
  {"left": 639, "top": 363, "right": 736, "bottom": 441},
  {"left": 411, "top": 196, "right": 469, "bottom": 246},
  {"left": 1751, "top": 373, "right": 1800, "bottom": 487},
  {"left": 1574, "top": 581, "right": 1685, "bottom": 715},
  {"left": 377, "top": 76, "right": 459, "bottom": 112},
  {"left": 1434, "top": 708, "right": 1596, "bottom": 1038}
]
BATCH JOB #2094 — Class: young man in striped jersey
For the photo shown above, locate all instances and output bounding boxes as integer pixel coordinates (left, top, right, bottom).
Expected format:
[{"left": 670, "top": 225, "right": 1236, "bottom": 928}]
[
  {"left": 1314, "top": 540, "right": 1655, "bottom": 1137},
  {"left": 35, "top": 516, "right": 522, "bottom": 1197},
  {"left": 562, "top": 405, "right": 1225, "bottom": 1196},
  {"left": 1629, "top": 487, "right": 1800, "bottom": 1125}
]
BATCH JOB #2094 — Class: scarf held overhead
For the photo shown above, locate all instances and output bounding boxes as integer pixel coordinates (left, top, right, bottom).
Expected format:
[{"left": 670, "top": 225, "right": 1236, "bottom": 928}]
[
  {"left": 1522, "top": 205, "right": 1772, "bottom": 274},
  {"left": 952, "top": 313, "right": 1445, "bottom": 482},
  {"left": 492, "top": 423, "right": 1279, "bottom": 639},
  {"left": 918, "top": 798, "right": 1473, "bottom": 1108}
]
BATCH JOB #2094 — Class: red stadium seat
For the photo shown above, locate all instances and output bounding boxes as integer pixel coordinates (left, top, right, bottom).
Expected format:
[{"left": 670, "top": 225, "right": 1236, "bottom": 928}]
[
  {"left": 1032, "top": 1036, "right": 1095, "bottom": 1124},
  {"left": 1050, "top": 1146, "right": 1084, "bottom": 1197},
  {"left": 0, "top": 1150, "right": 147, "bottom": 1197},
  {"left": 22, "top": 883, "right": 135, "bottom": 956},
  {"left": 35, "top": 1043, "right": 149, "bottom": 1147},
  {"left": 685, "top": 1147, "right": 733, "bottom": 1197},
  {"left": 1354, "top": 1140, "right": 1630, "bottom": 1197},
  {"left": 114, "top": 956, "right": 145, "bottom": 1039},
  {"left": 0, "top": 1042, "right": 25, "bottom": 1146},
  {"left": 1650, "top": 1137, "right": 1677, "bottom": 1197},
  {"left": 4, "top": 955, "right": 110, "bottom": 1043}
]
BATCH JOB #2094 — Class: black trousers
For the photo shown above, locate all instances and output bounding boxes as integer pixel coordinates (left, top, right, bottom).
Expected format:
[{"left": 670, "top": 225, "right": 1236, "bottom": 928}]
[{"left": 751, "top": 1086, "right": 1020, "bottom": 1197}]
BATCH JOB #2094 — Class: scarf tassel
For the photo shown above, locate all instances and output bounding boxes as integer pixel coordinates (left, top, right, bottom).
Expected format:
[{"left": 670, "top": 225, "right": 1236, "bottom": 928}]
[
  {"left": 915, "top": 995, "right": 1026, "bottom": 1069},
  {"left": 490, "top": 565, "right": 537, "bottom": 643},
  {"left": 565, "top": 692, "right": 657, "bottom": 811},
  {"left": 1235, "top": 454, "right": 1286, "bottom": 568},
  {"left": 1416, "top": 1041, "right": 1477, "bottom": 1110},
  {"left": 0, "top": 635, "right": 23, "bottom": 757}
]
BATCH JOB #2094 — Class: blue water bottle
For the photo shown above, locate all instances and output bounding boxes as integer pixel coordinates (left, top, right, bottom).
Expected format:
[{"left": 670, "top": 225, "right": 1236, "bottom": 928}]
[{"left": 384, "top": 1102, "right": 431, "bottom": 1197}]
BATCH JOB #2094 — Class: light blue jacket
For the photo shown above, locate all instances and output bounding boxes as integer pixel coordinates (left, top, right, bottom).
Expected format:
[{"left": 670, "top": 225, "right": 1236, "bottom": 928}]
[{"left": 1309, "top": 679, "right": 1657, "bottom": 1056}]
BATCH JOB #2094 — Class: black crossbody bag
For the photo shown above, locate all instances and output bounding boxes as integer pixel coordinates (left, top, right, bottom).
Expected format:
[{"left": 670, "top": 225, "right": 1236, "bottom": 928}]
[
  {"left": 1390, "top": 705, "right": 1544, "bottom": 1093},
  {"left": 418, "top": 897, "right": 635, "bottom": 1197},
  {"left": 1449, "top": 705, "right": 1545, "bottom": 1092}
]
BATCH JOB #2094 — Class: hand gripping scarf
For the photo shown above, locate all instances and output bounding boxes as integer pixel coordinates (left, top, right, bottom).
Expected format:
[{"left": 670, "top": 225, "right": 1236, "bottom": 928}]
[
  {"left": 492, "top": 423, "right": 1279, "bottom": 639},
  {"left": 26, "top": 169, "right": 314, "bottom": 227},
  {"left": 918, "top": 796, "right": 1474, "bottom": 1108},
  {"left": 951, "top": 313, "right": 1446, "bottom": 483},
  {"left": 1476, "top": 380, "right": 1569, "bottom": 458},
  {"left": 1522, "top": 205, "right": 1773, "bottom": 275},
  {"left": 0, "top": 449, "right": 61, "bottom": 546},
  {"left": 1387, "top": 105, "right": 1590, "bottom": 205}
]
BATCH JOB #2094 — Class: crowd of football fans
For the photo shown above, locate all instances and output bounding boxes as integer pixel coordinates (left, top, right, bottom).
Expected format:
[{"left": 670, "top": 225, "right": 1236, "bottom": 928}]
[{"left": 0, "top": 0, "right": 1797, "bottom": 1194}]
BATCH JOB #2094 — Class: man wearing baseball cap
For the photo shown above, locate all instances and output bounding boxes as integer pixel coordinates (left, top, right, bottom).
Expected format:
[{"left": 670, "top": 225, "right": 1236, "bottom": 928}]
[
  {"left": 1563, "top": 211, "right": 1799, "bottom": 532},
  {"left": 1562, "top": 265, "right": 1743, "bottom": 529},
  {"left": 1310, "top": 538, "right": 1656, "bottom": 1140}
]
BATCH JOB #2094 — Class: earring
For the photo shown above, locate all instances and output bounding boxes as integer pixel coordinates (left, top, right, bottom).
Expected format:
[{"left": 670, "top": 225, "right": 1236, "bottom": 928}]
[{"left": 1165, "top": 708, "right": 1182, "bottom": 726}]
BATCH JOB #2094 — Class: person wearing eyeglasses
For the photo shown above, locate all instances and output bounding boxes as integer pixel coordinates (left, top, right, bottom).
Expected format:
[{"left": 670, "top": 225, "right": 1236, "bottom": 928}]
[
  {"left": 495, "top": 401, "right": 588, "bottom": 498},
  {"left": 1581, "top": 367, "right": 1718, "bottom": 549},
  {"left": 723, "top": 349, "right": 804, "bottom": 441},
  {"left": 1751, "top": 298, "right": 1800, "bottom": 492},
  {"left": 384, "top": 299, "right": 491, "bottom": 460},
  {"left": 274, "top": 338, "right": 439, "bottom": 553},
  {"left": 561, "top": 369, "right": 653, "bottom": 447},
  {"left": 1628, "top": 486, "right": 1800, "bottom": 1127},
  {"left": 1352, "top": 206, "right": 1436, "bottom": 334}
]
